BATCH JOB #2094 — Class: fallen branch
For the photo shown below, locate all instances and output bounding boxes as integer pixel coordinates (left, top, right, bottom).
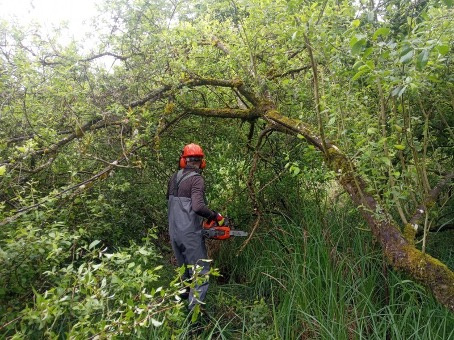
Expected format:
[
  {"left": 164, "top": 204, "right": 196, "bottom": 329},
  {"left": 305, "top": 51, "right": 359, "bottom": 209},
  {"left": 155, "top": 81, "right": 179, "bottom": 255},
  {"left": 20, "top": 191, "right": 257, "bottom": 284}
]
[{"left": 0, "top": 113, "right": 186, "bottom": 227}]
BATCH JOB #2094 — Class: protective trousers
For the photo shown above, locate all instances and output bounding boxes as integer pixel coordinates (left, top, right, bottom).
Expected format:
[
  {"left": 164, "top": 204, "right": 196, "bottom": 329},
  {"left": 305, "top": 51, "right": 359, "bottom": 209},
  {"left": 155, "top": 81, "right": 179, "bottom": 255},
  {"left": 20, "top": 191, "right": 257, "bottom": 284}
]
[{"left": 168, "top": 170, "right": 210, "bottom": 310}]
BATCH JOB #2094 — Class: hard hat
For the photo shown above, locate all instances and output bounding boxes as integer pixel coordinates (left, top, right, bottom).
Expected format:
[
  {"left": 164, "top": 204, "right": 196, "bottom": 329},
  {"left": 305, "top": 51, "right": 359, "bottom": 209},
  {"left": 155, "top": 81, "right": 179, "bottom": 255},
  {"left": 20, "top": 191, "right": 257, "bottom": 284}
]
[
  {"left": 179, "top": 143, "right": 206, "bottom": 169},
  {"left": 182, "top": 143, "right": 205, "bottom": 158}
]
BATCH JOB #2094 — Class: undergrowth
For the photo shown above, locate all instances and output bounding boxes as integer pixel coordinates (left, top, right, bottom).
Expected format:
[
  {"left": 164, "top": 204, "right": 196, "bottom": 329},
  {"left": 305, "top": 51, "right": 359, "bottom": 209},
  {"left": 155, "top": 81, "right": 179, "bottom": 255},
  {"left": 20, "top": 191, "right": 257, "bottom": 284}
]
[
  {"left": 1, "top": 188, "right": 452, "bottom": 339},
  {"left": 198, "top": 198, "right": 454, "bottom": 339}
]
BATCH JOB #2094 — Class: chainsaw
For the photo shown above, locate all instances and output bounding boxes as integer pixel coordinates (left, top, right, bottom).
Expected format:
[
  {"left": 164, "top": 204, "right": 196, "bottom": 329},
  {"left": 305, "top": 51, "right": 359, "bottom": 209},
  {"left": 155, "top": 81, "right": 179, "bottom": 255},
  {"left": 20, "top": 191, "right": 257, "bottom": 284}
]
[{"left": 202, "top": 217, "right": 248, "bottom": 240}]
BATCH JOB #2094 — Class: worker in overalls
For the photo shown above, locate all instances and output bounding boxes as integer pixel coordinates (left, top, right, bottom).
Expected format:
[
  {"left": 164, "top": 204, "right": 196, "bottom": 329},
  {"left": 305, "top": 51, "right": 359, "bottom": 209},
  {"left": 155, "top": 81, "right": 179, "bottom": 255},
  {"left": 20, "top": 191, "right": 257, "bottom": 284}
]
[{"left": 166, "top": 143, "right": 224, "bottom": 310}]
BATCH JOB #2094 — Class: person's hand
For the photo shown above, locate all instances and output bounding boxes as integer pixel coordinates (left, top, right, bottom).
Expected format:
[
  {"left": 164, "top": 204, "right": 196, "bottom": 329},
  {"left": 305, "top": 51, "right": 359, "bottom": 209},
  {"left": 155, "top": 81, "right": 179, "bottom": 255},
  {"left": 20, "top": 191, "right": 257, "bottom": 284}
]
[{"left": 216, "top": 213, "right": 225, "bottom": 226}]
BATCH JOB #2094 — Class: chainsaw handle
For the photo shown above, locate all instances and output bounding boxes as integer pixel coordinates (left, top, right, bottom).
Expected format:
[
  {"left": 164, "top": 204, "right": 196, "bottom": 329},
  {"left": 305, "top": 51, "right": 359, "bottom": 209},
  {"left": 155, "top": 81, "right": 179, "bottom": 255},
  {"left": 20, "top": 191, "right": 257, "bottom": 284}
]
[{"left": 203, "top": 219, "right": 217, "bottom": 229}]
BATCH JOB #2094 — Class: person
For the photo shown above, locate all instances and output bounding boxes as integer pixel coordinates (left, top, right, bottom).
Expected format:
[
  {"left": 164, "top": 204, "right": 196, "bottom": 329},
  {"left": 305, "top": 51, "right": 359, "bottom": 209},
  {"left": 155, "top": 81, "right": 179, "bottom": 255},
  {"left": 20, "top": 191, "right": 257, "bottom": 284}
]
[{"left": 166, "top": 143, "right": 224, "bottom": 310}]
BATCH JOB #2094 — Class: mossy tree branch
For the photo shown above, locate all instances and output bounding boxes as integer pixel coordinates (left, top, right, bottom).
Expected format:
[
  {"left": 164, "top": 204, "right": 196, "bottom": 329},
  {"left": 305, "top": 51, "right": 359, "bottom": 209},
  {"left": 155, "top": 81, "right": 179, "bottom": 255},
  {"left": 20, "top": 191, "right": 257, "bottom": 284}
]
[{"left": 263, "top": 110, "right": 454, "bottom": 312}]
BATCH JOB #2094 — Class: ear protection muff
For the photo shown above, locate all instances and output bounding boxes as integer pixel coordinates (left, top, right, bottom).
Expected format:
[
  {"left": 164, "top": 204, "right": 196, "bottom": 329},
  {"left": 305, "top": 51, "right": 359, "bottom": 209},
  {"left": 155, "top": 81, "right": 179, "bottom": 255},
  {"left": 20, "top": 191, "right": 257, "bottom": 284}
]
[
  {"left": 179, "top": 153, "right": 206, "bottom": 169},
  {"left": 179, "top": 156, "right": 187, "bottom": 169}
]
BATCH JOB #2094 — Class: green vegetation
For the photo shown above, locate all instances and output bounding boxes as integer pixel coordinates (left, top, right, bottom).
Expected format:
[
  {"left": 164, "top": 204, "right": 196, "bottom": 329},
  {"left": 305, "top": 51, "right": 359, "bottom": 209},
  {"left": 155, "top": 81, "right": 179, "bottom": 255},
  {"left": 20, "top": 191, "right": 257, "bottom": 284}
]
[{"left": 1, "top": 0, "right": 453, "bottom": 338}]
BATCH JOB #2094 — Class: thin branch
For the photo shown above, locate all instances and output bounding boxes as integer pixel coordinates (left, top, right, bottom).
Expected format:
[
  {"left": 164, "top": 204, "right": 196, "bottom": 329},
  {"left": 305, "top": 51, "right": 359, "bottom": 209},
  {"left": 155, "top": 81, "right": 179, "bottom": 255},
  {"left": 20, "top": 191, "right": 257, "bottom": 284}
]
[
  {"left": 268, "top": 65, "right": 311, "bottom": 80},
  {"left": 209, "top": 35, "right": 230, "bottom": 54},
  {"left": 316, "top": 0, "right": 329, "bottom": 25},
  {"left": 304, "top": 33, "right": 328, "bottom": 156},
  {"left": 23, "top": 117, "right": 124, "bottom": 160},
  {"left": 233, "top": 88, "right": 250, "bottom": 109},
  {"left": 16, "top": 156, "right": 56, "bottom": 175},
  {"left": 22, "top": 88, "right": 49, "bottom": 143},
  {"left": 288, "top": 47, "right": 306, "bottom": 60},
  {"left": 378, "top": 79, "right": 407, "bottom": 225},
  {"left": 84, "top": 155, "right": 137, "bottom": 168},
  {"left": 0, "top": 315, "right": 22, "bottom": 331},
  {"left": 80, "top": 52, "right": 131, "bottom": 62},
  {"left": 408, "top": 171, "right": 454, "bottom": 236},
  {"left": 127, "top": 77, "right": 261, "bottom": 108},
  {"left": 126, "top": 85, "right": 172, "bottom": 108}
]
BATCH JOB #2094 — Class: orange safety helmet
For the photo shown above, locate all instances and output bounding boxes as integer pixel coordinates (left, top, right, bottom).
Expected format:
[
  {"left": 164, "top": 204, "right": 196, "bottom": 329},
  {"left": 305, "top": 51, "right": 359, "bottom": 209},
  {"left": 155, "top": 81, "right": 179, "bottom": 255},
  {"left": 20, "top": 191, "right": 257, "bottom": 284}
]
[{"left": 179, "top": 143, "right": 206, "bottom": 169}]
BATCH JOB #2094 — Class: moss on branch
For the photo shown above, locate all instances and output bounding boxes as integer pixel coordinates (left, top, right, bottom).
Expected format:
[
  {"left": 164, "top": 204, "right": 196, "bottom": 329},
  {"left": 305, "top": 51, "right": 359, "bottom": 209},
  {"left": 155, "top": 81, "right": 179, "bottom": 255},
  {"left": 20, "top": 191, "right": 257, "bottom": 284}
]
[{"left": 187, "top": 107, "right": 259, "bottom": 120}]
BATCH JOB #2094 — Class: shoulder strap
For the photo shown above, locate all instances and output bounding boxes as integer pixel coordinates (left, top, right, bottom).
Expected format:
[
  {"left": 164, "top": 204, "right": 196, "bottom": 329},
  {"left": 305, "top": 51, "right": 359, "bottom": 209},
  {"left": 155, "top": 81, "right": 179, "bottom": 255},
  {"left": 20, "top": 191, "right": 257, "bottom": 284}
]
[{"left": 172, "top": 170, "right": 200, "bottom": 197}]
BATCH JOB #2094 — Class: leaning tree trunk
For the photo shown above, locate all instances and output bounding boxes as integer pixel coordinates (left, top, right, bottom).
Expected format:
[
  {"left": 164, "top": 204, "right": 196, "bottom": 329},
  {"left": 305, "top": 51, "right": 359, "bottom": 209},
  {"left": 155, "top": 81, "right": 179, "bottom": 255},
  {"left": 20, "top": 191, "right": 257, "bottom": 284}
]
[{"left": 264, "top": 110, "right": 454, "bottom": 312}]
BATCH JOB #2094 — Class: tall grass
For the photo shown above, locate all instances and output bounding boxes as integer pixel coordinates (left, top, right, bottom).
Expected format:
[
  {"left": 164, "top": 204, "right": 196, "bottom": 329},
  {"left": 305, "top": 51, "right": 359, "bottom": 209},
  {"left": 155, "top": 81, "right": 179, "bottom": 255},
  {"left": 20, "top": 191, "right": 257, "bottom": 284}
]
[{"left": 207, "top": 197, "right": 454, "bottom": 339}]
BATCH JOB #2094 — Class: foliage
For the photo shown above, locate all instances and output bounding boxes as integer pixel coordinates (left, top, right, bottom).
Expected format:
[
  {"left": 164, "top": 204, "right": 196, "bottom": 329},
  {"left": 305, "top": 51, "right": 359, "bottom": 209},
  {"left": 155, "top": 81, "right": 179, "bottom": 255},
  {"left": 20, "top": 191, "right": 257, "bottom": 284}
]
[
  {"left": 1, "top": 223, "right": 219, "bottom": 338},
  {"left": 215, "top": 194, "right": 454, "bottom": 339},
  {"left": 0, "top": 0, "right": 453, "bottom": 337}
]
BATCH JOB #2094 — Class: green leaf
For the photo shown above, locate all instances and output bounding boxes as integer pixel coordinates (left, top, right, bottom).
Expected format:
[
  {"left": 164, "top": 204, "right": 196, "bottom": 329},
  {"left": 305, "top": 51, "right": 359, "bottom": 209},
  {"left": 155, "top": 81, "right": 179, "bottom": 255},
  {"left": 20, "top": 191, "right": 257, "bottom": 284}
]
[
  {"left": 0, "top": 165, "right": 5, "bottom": 176},
  {"left": 363, "top": 47, "right": 374, "bottom": 58},
  {"left": 191, "top": 304, "right": 200, "bottom": 322},
  {"left": 391, "top": 85, "right": 407, "bottom": 98},
  {"left": 381, "top": 157, "right": 391, "bottom": 167},
  {"left": 443, "top": 0, "right": 453, "bottom": 7},
  {"left": 89, "top": 240, "right": 101, "bottom": 250},
  {"left": 367, "top": 127, "right": 377, "bottom": 134},
  {"left": 416, "top": 49, "right": 430, "bottom": 70},
  {"left": 138, "top": 248, "right": 150, "bottom": 255},
  {"left": 353, "top": 60, "right": 364, "bottom": 70},
  {"left": 394, "top": 144, "right": 405, "bottom": 150},
  {"left": 352, "top": 19, "right": 361, "bottom": 28},
  {"left": 372, "top": 27, "right": 390, "bottom": 40},
  {"left": 400, "top": 49, "right": 414, "bottom": 63},
  {"left": 365, "top": 60, "right": 375, "bottom": 70},
  {"left": 351, "top": 39, "right": 366, "bottom": 55},
  {"left": 435, "top": 44, "right": 449, "bottom": 55},
  {"left": 352, "top": 69, "right": 367, "bottom": 80}
]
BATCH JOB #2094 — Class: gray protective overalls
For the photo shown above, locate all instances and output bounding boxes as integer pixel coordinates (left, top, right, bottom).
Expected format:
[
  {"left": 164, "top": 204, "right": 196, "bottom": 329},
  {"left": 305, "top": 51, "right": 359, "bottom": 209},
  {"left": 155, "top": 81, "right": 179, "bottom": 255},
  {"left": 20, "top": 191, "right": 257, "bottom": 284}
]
[{"left": 168, "top": 169, "right": 210, "bottom": 309}]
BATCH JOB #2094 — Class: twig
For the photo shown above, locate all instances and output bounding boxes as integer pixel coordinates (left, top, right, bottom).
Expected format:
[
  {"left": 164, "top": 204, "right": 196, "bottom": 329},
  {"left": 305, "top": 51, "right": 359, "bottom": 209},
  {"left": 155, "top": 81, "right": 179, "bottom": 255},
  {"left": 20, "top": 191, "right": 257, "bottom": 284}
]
[
  {"left": 85, "top": 155, "right": 136, "bottom": 168},
  {"left": 210, "top": 35, "right": 230, "bottom": 54},
  {"left": 268, "top": 65, "right": 311, "bottom": 80},
  {"left": 304, "top": 32, "right": 328, "bottom": 157},
  {"left": 0, "top": 315, "right": 22, "bottom": 331},
  {"left": 407, "top": 171, "right": 454, "bottom": 236},
  {"left": 238, "top": 215, "right": 261, "bottom": 254}
]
